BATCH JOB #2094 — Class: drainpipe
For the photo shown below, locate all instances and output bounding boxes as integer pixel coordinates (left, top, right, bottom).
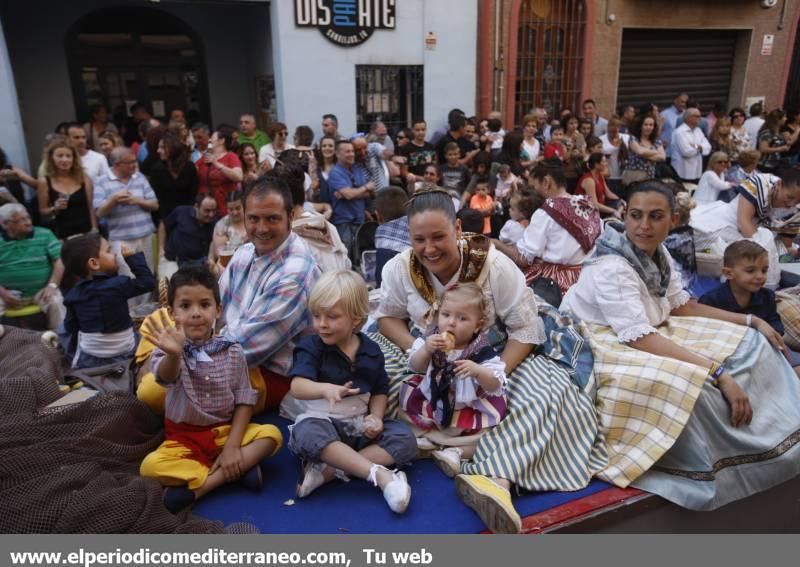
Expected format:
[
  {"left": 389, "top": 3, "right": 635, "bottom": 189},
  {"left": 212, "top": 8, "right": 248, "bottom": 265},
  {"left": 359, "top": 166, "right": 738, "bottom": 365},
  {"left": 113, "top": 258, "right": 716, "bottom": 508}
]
[{"left": 478, "top": 0, "right": 492, "bottom": 117}]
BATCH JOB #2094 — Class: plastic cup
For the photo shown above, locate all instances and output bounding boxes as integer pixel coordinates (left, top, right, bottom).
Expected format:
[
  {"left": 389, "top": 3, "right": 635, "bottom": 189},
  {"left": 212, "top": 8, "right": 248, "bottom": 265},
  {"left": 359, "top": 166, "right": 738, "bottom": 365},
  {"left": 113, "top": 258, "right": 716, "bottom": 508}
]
[{"left": 219, "top": 249, "right": 234, "bottom": 268}]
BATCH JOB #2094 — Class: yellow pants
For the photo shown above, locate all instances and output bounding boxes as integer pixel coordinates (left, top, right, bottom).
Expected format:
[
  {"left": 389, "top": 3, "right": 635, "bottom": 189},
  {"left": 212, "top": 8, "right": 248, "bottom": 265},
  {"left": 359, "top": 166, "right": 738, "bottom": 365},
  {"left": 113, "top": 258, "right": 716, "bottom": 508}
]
[
  {"left": 139, "top": 422, "right": 282, "bottom": 490},
  {"left": 134, "top": 308, "right": 267, "bottom": 415}
]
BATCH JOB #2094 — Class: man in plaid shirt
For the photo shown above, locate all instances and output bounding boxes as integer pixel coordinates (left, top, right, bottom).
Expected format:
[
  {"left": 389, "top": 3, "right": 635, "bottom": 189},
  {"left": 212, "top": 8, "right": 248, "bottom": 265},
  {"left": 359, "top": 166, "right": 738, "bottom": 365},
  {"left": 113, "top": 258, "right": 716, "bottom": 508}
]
[{"left": 219, "top": 176, "right": 321, "bottom": 411}]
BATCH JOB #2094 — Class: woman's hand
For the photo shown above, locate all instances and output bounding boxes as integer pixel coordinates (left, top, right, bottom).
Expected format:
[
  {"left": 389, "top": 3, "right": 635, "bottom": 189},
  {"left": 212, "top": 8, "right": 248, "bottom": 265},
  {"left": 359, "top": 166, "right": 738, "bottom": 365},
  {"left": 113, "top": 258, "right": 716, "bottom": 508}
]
[
  {"left": 211, "top": 446, "right": 244, "bottom": 483},
  {"left": 752, "top": 317, "right": 786, "bottom": 353},
  {"left": 717, "top": 373, "right": 753, "bottom": 427},
  {"left": 323, "top": 381, "right": 360, "bottom": 410}
]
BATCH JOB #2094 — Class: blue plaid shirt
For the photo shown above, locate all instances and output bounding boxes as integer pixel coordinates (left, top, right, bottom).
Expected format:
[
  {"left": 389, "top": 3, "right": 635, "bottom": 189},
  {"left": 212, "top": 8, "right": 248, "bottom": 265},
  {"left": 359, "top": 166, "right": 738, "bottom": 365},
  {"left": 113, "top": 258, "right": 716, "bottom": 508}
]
[
  {"left": 219, "top": 234, "right": 321, "bottom": 374},
  {"left": 375, "top": 216, "right": 410, "bottom": 253}
]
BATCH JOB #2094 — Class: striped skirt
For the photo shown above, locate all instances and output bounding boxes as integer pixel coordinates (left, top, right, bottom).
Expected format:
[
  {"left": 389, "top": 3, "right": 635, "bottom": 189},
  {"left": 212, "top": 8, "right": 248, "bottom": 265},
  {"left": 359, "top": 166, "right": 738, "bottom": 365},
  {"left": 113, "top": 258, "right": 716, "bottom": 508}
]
[
  {"left": 524, "top": 260, "right": 582, "bottom": 295},
  {"left": 398, "top": 374, "right": 507, "bottom": 434},
  {"left": 367, "top": 333, "right": 609, "bottom": 492}
]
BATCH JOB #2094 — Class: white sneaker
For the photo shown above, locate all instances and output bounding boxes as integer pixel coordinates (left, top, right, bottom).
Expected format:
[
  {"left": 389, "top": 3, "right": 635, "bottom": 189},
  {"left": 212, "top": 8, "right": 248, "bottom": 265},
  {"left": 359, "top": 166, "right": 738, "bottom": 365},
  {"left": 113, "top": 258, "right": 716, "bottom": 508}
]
[
  {"left": 296, "top": 462, "right": 328, "bottom": 498},
  {"left": 415, "top": 436, "right": 437, "bottom": 459},
  {"left": 431, "top": 447, "right": 463, "bottom": 478},
  {"left": 368, "top": 464, "right": 411, "bottom": 514}
]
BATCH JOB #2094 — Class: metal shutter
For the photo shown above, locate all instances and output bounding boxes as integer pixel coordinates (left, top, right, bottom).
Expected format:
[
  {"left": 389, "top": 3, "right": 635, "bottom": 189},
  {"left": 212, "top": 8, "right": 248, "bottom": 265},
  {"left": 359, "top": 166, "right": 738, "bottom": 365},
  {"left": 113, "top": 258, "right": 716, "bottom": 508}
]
[{"left": 617, "top": 28, "right": 737, "bottom": 112}]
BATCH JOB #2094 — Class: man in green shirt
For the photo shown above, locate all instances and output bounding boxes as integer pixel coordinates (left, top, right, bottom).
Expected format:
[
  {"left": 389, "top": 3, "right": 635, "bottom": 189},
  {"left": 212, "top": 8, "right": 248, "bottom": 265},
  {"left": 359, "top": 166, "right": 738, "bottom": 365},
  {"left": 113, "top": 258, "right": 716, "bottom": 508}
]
[
  {"left": 0, "top": 204, "right": 65, "bottom": 329},
  {"left": 238, "top": 113, "right": 270, "bottom": 153}
]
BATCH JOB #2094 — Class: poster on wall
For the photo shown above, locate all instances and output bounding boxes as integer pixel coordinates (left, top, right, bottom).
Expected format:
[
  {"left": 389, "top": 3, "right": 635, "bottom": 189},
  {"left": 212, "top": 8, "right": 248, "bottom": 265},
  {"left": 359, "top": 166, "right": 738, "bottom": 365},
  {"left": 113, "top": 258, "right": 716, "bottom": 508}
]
[{"left": 294, "top": 0, "right": 396, "bottom": 47}]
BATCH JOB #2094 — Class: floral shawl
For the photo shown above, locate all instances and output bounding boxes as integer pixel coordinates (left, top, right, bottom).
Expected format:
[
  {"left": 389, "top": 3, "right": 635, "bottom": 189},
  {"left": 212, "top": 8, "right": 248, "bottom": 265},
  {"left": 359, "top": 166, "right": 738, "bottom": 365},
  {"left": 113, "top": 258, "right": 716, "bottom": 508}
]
[{"left": 541, "top": 195, "right": 602, "bottom": 252}]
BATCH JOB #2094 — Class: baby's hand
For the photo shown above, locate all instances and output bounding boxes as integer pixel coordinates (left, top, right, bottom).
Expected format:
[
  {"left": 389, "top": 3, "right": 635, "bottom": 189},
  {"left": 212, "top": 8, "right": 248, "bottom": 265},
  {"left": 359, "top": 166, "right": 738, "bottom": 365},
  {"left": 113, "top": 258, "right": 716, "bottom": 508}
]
[
  {"left": 323, "top": 381, "right": 360, "bottom": 410},
  {"left": 453, "top": 360, "right": 481, "bottom": 379},
  {"left": 363, "top": 414, "right": 384, "bottom": 439},
  {"left": 425, "top": 334, "right": 447, "bottom": 353}
]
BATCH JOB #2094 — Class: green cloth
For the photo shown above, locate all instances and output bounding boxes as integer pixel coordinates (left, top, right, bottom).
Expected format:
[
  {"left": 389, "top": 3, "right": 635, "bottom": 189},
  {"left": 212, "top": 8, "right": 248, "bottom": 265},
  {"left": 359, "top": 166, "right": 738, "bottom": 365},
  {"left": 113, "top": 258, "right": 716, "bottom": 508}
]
[
  {"left": 0, "top": 227, "right": 61, "bottom": 297},
  {"left": 238, "top": 129, "right": 271, "bottom": 153}
]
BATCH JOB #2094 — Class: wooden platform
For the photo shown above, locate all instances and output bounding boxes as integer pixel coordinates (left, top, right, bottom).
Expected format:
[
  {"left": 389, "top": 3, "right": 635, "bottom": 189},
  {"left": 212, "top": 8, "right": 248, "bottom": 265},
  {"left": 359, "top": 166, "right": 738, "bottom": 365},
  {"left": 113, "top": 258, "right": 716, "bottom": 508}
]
[{"left": 517, "top": 476, "right": 800, "bottom": 533}]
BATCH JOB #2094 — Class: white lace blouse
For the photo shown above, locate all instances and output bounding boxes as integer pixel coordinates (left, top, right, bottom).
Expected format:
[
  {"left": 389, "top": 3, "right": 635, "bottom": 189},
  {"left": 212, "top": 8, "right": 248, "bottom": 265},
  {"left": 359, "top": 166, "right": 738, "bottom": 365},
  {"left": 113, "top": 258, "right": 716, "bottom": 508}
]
[
  {"left": 516, "top": 208, "right": 592, "bottom": 265},
  {"left": 376, "top": 245, "right": 546, "bottom": 346},
  {"left": 407, "top": 338, "right": 507, "bottom": 403},
  {"left": 561, "top": 254, "right": 691, "bottom": 343}
]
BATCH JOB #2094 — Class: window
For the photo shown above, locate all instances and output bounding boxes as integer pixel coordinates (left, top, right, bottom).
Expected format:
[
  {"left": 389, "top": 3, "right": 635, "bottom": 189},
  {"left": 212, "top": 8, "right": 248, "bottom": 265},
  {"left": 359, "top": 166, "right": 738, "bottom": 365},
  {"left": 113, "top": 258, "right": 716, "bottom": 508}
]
[
  {"left": 356, "top": 65, "right": 423, "bottom": 135},
  {"left": 515, "top": 0, "right": 585, "bottom": 122},
  {"left": 67, "top": 6, "right": 209, "bottom": 125}
]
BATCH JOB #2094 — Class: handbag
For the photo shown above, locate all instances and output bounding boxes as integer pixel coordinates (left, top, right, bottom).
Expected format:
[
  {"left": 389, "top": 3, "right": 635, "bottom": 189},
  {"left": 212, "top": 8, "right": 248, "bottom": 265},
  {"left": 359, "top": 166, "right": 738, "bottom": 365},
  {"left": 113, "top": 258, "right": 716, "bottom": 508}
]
[{"left": 621, "top": 168, "right": 648, "bottom": 187}]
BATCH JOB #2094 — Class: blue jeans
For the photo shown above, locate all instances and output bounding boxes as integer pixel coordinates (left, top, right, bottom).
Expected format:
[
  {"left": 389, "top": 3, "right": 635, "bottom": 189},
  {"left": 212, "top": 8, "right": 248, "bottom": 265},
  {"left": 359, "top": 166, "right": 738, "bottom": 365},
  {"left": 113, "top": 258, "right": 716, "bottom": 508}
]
[{"left": 335, "top": 222, "right": 361, "bottom": 267}]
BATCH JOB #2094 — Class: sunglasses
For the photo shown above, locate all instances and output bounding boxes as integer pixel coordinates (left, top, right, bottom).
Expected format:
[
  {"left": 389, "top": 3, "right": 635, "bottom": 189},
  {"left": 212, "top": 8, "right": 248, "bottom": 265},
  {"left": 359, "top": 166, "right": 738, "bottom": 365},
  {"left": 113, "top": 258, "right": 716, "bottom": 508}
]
[{"left": 278, "top": 131, "right": 288, "bottom": 136}]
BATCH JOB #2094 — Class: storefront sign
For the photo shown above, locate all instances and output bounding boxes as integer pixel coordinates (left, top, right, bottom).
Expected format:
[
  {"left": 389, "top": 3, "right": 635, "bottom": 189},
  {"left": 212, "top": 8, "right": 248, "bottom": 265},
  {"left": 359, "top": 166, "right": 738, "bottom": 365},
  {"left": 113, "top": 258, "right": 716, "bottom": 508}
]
[{"left": 294, "top": 0, "right": 396, "bottom": 47}]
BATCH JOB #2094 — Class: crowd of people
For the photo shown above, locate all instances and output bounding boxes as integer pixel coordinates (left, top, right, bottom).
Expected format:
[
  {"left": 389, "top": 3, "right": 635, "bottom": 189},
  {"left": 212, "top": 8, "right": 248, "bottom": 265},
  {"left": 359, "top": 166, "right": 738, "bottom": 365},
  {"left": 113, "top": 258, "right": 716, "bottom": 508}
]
[{"left": 2, "top": 92, "right": 800, "bottom": 534}]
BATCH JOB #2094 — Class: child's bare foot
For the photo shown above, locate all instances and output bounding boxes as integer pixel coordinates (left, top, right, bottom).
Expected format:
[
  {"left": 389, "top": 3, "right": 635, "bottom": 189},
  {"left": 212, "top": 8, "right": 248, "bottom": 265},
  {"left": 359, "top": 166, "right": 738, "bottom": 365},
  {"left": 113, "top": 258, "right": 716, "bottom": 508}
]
[{"left": 296, "top": 462, "right": 336, "bottom": 498}]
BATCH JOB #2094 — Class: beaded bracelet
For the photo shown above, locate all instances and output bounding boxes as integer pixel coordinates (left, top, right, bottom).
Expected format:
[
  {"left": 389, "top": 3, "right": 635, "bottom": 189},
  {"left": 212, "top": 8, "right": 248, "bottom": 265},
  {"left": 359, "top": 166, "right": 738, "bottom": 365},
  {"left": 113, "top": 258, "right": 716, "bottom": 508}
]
[{"left": 708, "top": 362, "right": 725, "bottom": 388}]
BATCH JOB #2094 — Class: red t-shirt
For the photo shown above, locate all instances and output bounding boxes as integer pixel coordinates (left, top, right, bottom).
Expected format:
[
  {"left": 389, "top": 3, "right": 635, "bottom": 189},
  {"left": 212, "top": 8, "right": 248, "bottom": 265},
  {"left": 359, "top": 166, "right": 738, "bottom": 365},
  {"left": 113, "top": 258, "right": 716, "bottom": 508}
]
[
  {"left": 543, "top": 142, "right": 565, "bottom": 160},
  {"left": 195, "top": 152, "right": 242, "bottom": 215}
]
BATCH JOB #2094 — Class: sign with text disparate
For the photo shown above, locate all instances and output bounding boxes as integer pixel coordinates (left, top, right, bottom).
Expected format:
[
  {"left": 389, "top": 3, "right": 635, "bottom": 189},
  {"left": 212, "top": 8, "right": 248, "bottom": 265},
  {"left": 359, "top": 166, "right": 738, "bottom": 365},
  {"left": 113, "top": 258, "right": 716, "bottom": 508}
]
[{"left": 294, "top": 0, "right": 396, "bottom": 47}]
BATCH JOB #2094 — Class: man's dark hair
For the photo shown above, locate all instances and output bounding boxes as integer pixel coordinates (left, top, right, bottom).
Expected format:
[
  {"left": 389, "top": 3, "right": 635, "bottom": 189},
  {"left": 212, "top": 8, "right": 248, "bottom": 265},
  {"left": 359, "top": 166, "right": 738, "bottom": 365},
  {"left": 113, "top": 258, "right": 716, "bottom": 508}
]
[
  {"left": 195, "top": 192, "right": 216, "bottom": 207},
  {"left": 65, "top": 122, "right": 85, "bottom": 136},
  {"left": 242, "top": 174, "right": 293, "bottom": 215},
  {"left": 167, "top": 264, "right": 221, "bottom": 307},
  {"left": 131, "top": 101, "right": 152, "bottom": 115},
  {"left": 448, "top": 114, "right": 467, "bottom": 132},
  {"left": 411, "top": 118, "right": 426, "bottom": 128},
  {"left": 375, "top": 187, "right": 409, "bottom": 222},
  {"left": 294, "top": 125, "right": 314, "bottom": 146},
  {"left": 582, "top": 98, "right": 597, "bottom": 107},
  {"left": 447, "top": 108, "right": 465, "bottom": 123},
  {"left": 61, "top": 232, "right": 103, "bottom": 278},
  {"left": 456, "top": 207, "right": 483, "bottom": 234},
  {"left": 750, "top": 102, "right": 764, "bottom": 118},
  {"left": 322, "top": 113, "right": 339, "bottom": 125}
]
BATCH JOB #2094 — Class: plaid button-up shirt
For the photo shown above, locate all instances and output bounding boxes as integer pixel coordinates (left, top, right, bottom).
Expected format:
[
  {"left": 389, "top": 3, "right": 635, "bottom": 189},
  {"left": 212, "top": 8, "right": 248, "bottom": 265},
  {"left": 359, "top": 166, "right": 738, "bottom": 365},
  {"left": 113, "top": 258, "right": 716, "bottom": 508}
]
[
  {"left": 153, "top": 341, "right": 257, "bottom": 426},
  {"left": 219, "top": 233, "right": 320, "bottom": 375}
]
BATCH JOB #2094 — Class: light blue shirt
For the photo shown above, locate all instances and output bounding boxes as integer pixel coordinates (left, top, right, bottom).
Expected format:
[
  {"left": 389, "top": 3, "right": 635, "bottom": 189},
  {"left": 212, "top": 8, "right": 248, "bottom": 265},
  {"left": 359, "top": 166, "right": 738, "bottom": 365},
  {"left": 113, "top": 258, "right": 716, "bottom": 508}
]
[
  {"left": 660, "top": 105, "right": 682, "bottom": 148},
  {"left": 93, "top": 171, "right": 157, "bottom": 241}
]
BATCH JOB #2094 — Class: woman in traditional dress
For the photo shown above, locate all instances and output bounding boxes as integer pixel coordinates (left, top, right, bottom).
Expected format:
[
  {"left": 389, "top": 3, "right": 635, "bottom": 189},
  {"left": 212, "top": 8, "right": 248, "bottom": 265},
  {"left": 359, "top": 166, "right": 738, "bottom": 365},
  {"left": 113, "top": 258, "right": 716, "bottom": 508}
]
[
  {"left": 494, "top": 159, "right": 601, "bottom": 295},
  {"left": 561, "top": 180, "right": 800, "bottom": 511},
  {"left": 690, "top": 168, "right": 800, "bottom": 289},
  {"left": 373, "top": 188, "right": 606, "bottom": 533}
]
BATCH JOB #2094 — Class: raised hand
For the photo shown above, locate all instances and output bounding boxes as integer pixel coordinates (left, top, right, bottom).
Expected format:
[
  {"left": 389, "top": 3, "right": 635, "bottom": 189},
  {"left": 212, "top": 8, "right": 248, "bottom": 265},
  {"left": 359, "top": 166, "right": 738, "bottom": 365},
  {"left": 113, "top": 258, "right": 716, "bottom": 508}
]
[
  {"left": 153, "top": 319, "right": 186, "bottom": 357},
  {"left": 323, "top": 381, "right": 360, "bottom": 410}
]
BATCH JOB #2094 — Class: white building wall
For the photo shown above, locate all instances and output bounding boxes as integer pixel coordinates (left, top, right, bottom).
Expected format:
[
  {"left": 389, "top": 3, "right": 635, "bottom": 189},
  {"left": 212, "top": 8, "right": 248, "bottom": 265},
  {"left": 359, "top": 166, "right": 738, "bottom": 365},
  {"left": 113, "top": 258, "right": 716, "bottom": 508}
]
[
  {"left": 0, "top": 18, "right": 29, "bottom": 171},
  {"left": 271, "top": 0, "right": 477, "bottom": 139}
]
